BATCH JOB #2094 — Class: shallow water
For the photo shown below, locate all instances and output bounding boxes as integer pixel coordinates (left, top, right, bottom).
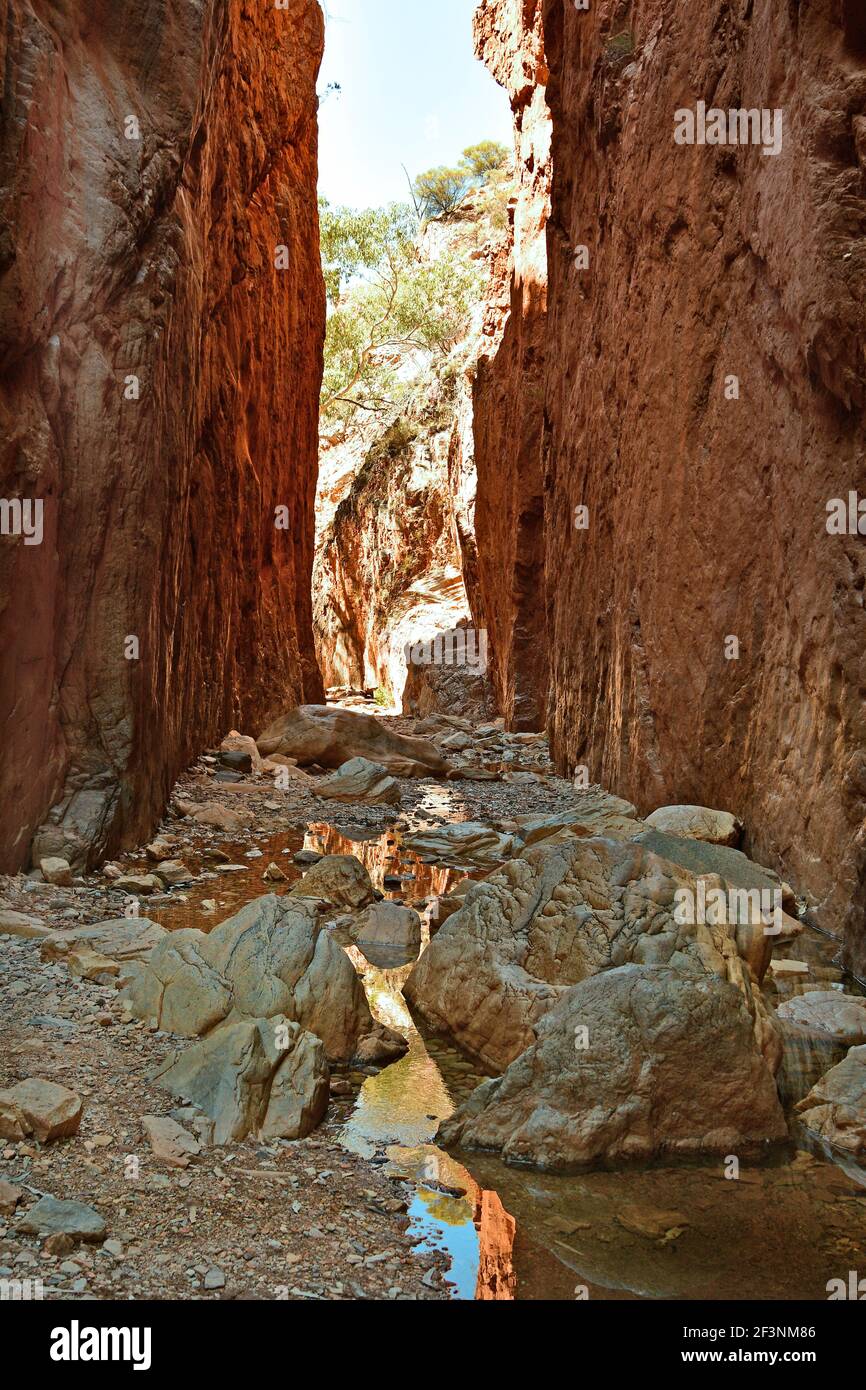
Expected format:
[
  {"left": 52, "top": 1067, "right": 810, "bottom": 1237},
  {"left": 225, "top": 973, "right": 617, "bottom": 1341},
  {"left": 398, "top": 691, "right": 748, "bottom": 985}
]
[{"left": 141, "top": 823, "right": 866, "bottom": 1301}]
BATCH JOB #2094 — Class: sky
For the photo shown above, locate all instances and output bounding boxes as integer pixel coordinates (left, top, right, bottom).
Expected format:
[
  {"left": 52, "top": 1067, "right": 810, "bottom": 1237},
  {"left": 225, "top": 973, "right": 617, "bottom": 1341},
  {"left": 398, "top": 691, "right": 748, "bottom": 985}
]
[{"left": 317, "top": 0, "right": 513, "bottom": 209}]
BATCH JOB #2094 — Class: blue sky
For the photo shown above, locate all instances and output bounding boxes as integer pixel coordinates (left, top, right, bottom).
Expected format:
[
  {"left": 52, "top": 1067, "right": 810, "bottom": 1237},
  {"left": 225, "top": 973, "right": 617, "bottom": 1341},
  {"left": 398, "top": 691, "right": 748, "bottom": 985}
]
[{"left": 318, "top": 0, "right": 513, "bottom": 209}]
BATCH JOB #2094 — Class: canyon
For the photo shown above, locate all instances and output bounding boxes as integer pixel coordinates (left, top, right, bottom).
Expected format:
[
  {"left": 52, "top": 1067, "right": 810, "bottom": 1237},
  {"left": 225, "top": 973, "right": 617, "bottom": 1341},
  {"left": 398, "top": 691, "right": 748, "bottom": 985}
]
[{"left": 1, "top": 0, "right": 865, "bottom": 1311}]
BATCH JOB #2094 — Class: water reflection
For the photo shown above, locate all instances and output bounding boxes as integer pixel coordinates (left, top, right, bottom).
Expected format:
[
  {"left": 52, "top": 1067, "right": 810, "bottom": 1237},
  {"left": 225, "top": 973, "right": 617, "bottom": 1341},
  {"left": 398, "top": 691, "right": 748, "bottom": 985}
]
[{"left": 132, "top": 817, "right": 866, "bottom": 1300}]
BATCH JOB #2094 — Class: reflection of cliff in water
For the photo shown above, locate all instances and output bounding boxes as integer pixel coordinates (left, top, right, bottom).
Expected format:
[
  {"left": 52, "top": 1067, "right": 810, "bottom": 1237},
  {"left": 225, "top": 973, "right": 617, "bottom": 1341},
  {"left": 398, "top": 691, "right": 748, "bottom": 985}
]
[{"left": 306, "top": 822, "right": 467, "bottom": 902}]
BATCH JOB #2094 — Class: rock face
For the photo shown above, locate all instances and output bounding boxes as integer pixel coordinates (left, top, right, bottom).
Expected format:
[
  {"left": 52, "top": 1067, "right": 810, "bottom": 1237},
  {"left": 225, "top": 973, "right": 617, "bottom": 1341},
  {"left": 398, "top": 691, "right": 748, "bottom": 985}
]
[
  {"left": 0, "top": 0, "right": 325, "bottom": 876},
  {"left": 257, "top": 705, "right": 448, "bottom": 777},
  {"left": 470, "top": 0, "right": 551, "bottom": 730},
  {"left": 405, "top": 835, "right": 779, "bottom": 1074},
  {"left": 473, "top": 0, "right": 866, "bottom": 966},
  {"left": 439, "top": 965, "right": 788, "bottom": 1170},
  {"left": 120, "top": 893, "right": 381, "bottom": 1062},
  {"left": 313, "top": 194, "right": 504, "bottom": 714}
]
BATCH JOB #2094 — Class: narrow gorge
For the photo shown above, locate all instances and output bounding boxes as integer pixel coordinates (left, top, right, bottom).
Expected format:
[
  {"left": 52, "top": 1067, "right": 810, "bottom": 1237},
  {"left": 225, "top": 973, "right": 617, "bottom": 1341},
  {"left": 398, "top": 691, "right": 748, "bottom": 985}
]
[{"left": 1, "top": 0, "right": 865, "bottom": 1322}]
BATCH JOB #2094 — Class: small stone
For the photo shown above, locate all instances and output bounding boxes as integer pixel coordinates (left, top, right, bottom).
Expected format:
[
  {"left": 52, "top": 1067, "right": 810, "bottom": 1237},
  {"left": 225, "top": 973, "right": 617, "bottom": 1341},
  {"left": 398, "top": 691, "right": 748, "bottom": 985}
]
[
  {"left": 40, "top": 857, "right": 73, "bottom": 887},
  {"left": 43, "top": 1232, "right": 75, "bottom": 1256},
  {"left": 141, "top": 1115, "right": 201, "bottom": 1168},
  {"left": 0, "top": 1180, "right": 23, "bottom": 1217},
  {"left": 0, "top": 1078, "right": 82, "bottom": 1142},
  {"left": 204, "top": 1266, "right": 226, "bottom": 1290},
  {"left": 17, "top": 1196, "right": 107, "bottom": 1243},
  {"left": 263, "top": 862, "right": 288, "bottom": 883}
]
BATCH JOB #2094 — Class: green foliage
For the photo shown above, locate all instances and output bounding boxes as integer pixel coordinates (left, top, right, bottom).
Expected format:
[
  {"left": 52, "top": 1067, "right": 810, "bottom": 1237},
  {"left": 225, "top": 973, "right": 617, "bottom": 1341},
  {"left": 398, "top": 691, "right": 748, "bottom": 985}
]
[
  {"left": 412, "top": 141, "right": 511, "bottom": 221},
  {"left": 413, "top": 165, "right": 472, "bottom": 219},
  {"left": 319, "top": 139, "right": 512, "bottom": 438},
  {"left": 319, "top": 199, "right": 482, "bottom": 434},
  {"left": 460, "top": 140, "right": 510, "bottom": 181}
]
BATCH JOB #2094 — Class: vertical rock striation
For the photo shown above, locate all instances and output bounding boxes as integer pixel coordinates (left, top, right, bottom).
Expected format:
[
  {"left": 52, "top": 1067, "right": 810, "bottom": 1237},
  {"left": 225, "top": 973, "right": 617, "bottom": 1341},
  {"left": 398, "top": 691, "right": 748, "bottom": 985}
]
[
  {"left": 471, "top": 0, "right": 551, "bottom": 731},
  {"left": 0, "top": 0, "right": 325, "bottom": 872},
  {"left": 474, "top": 0, "right": 866, "bottom": 965}
]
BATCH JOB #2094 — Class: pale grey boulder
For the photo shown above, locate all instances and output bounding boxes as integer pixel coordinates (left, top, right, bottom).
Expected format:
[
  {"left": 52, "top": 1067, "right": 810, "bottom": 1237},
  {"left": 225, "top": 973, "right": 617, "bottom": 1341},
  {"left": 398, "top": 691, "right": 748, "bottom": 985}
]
[
  {"left": 438, "top": 964, "right": 788, "bottom": 1170},
  {"left": 154, "top": 1015, "right": 329, "bottom": 1145},
  {"left": 644, "top": 804, "right": 743, "bottom": 848},
  {"left": 121, "top": 894, "right": 403, "bottom": 1064},
  {"left": 795, "top": 1044, "right": 866, "bottom": 1155},
  {"left": 405, "top": 835, "right": 778, "bottom": 1075},
  {"left": 315, "top": 758, "right": 401, "bottom": 807},
  {"left": 288, "top": 854, "right": 376, "bottom": 909}
]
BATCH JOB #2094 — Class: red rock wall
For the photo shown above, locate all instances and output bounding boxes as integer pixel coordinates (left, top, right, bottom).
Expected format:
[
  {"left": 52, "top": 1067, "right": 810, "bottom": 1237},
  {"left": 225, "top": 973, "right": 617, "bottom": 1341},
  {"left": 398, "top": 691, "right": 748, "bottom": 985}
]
[
  {"left": 471, "top": 0, "right": 551, "bottom": 731},
  {"left": 477, "top": 0, "right": 866, "bottom": 965},
  {"left": 0, "top": 0, "right": 325, "bottom": 872}
]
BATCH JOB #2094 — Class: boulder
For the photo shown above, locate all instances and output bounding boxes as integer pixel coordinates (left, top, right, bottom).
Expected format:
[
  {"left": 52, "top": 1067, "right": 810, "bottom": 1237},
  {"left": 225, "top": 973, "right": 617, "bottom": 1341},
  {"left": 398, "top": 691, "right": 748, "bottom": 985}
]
[
  {"left": 405, "top": 835, "right": 779, "bottom": 1074},
  {"left": 141, "top": 1115, "right": 202, "bottom": 1168},
  {"left": 401, "top": 823, "right": 523, "bottom": 867},
  {"left": 288, "top": 855, "right": 376, "bottom": 910},
  {"left": 40, "top": 917, "right": 167, "bottom": 964},
  {"left": 644, "top": 805, "right": 743, "bottom": 848},
  {"left": 66, "top": 948, "right": 120, "bottom": 982},
  {"left": 0, "top": 1180, "right": 22, "bottom": 1217},
  {"left": 795, "top": 1044, "right": 866, "bottom": 1155},
  {"left": 349, "top": 902, "right": 422, "bottom": 966},
  {"left": 153, "top": 859, "right": 192, "bottom": 886},
  {"left": 120, "top": 893, "right": 393, "bottom": 1063},
  {"left": 315, "top": 758, "right": 402, "bottom": 807},
  {"left": 115, "top": 874, "right": 162, "bottom": 895},
  {"left": 154, "top": 1016, "right": 329, "bottom": 1144},
  {"left": 630, "top": 829, "right": 794, "bottom": 911},
  {"left": 0, "top": 1079, "right": 82, "bottom": 1142},
  {"left": 257, "top": 705, "right": 448, "bottom": 777},
  {"left": 516, "top": 789, "right": 643, "bottom": 845},
  {"left": 16, "top": 1196, "right": 106, "bottom": 1243},
  {"left": 174, "top": 799, "right": 252, "bottom": 833},
  {"left": 0, "top": 910, "right": 53, "bottom": 940},
  {"left": 220, "top": 732, "right": 265, "bottom": 775},
  {"left": 40, "top": 856, "right": 73, "bottom": 887},
  {"left": 777, "top": 992, "right": 866, "bottom": 1046},
  {"left": 438, "top": 965, "right": 787, "bottom": 1170}
]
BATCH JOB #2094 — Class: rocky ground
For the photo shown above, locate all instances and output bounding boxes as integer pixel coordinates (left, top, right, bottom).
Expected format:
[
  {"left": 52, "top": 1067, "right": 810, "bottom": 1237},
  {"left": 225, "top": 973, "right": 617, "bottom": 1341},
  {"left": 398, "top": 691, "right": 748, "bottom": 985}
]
[
  {"left": 0, "top": 706, "right": 582, "bottom": 1302},
  {"left": 4, "top": 701, "right": 864, "bottom": 1303}
]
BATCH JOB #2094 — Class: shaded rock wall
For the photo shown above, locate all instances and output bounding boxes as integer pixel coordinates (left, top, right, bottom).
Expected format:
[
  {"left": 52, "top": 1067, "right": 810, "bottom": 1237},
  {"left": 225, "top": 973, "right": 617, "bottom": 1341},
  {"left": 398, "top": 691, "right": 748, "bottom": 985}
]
[
  {"left": 475, "top": 0, "right": 866, "bottom": 964},
  {"left": 471, "top": 0, "right": 551, "bottom": 731},
  {"left": 0, "top": 0, "right": 325, "bottom": 871}
]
